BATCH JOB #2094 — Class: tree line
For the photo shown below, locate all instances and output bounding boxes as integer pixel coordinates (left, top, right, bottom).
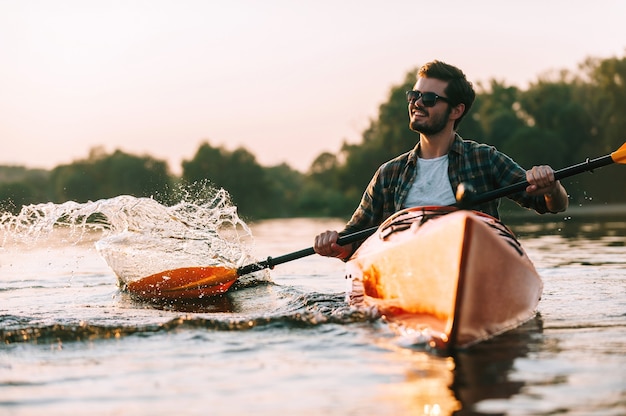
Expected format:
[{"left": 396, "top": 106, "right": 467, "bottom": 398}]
[{"left": 1, "top": 54, "right": 625, "bottom": 220}]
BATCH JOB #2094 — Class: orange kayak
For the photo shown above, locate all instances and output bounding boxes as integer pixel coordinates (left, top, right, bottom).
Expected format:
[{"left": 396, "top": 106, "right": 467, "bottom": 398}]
[{"left": 346, "top": 206, "right": 543, "bottom": 350}]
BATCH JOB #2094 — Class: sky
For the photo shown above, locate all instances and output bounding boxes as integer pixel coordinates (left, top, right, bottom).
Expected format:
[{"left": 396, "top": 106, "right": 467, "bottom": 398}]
[{"left": 1, "top": 0, "right": 625, "bottom": 175}]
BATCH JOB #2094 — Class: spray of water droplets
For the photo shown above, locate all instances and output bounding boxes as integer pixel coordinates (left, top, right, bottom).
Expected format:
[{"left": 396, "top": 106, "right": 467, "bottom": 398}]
[{"left": 0, "top": 184, "right": 257, "bottom": 285}]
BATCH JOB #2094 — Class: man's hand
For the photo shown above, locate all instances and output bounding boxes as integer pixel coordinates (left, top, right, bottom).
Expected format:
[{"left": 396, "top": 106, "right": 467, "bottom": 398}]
[
  {"left": 525, "top": 165, "right": 569, "bottom": 212},
  {"left": 314, "top": 230, "right": 353, "bottom": 259}
]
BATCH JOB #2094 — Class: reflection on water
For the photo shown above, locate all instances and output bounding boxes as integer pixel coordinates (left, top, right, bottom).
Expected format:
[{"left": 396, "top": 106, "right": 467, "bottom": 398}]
[
  {"left": 451, "top": 316, "right": 542, "bottom": 414},
  {"left": 376, "top": 316, "right": 543, "bottom": 415},
  {"left": 379, "top": 351, "right": 461, "bottom": 415}
]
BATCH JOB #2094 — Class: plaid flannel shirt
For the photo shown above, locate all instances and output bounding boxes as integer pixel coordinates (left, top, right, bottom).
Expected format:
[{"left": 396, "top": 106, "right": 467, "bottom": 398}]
[{"left": 342, "top": 134, "right": 550, "bottom": 235}]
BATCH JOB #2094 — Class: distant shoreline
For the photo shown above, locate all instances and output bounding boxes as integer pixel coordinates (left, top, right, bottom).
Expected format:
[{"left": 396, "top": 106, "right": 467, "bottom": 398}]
[{"left": 502, "top": 203, "right": 626, "bottom": 221}]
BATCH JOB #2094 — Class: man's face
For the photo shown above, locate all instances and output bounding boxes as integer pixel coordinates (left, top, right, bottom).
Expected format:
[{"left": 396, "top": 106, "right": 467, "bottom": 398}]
[{"left": 408, "top": 77, "right": 451, "bottom": 135}]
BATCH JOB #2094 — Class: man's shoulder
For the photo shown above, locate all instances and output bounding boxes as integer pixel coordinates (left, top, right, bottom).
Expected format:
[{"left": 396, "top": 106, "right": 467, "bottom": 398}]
[
  {"left": 380, "top": 149, "right": 414, "bottom": 169},
  {"left": 371, "top": 149, "right": 414, "bottom": 183},
  {"left": 453, "top": 135, "right": 496, "bottom": 154}
]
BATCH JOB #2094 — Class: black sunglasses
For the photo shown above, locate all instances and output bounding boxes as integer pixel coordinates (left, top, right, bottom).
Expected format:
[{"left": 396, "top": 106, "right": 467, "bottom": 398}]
[{"left": 405, "top": 90, "right": 450, "bottom": 107}]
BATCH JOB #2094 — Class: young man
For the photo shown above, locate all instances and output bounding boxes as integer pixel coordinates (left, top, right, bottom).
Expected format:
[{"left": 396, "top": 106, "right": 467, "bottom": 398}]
[{"left": 314, "top": 60, "right": 568, "bottom": 260}]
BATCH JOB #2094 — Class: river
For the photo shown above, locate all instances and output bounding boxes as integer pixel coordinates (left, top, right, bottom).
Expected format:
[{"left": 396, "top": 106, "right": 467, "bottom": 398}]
[{"left": 1, "top": 198, "right": 625, "bottom": 415}]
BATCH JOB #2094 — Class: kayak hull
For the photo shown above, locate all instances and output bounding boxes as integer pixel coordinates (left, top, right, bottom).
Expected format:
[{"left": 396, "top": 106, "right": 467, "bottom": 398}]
[{"left": 346, "top": 207, "right": 543, "bottom": 349}]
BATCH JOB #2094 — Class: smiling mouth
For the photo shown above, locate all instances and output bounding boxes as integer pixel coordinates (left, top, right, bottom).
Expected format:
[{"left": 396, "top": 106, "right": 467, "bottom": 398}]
[{"left": 411, "top": 108, "right": 428, "bottom": 117}]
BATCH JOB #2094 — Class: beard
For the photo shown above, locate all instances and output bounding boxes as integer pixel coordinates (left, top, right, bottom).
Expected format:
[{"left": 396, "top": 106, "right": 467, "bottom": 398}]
[{"left": 409, "top": 105, "right": 451, "bottom": 135}]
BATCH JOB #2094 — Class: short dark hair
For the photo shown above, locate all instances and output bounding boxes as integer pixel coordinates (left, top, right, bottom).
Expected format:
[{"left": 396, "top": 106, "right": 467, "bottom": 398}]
[{"left": 418, "top": 60, "right": 476, "bottom": 128}]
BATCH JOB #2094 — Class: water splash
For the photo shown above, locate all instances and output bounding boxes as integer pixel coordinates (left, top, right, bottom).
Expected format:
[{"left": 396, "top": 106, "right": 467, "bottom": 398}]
[{"left": 0, "top": 186, "right": 257, "bottom": 286}]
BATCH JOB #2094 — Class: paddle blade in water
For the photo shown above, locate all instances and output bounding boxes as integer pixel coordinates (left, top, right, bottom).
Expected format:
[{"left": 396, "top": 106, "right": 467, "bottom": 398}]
[
  {"left": 611, "top": 142, "right": 626, "bottom": 164},
  {"left": 126, "top": 266, "right": 239, "bottom": 300}
]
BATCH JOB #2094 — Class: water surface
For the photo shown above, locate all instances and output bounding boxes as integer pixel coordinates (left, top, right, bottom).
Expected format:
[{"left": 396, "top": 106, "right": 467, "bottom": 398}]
[{"left": 1, "top": 200, "right": 625, "bottom": 415}]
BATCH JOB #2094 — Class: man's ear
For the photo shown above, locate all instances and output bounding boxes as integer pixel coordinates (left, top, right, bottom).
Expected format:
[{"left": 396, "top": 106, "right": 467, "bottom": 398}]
[{"left": 450, "top": 103, "right": 465, "bottom": 121}]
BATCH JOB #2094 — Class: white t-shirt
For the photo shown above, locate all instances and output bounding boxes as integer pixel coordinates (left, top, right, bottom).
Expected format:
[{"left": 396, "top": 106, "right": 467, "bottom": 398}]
[{"left": 403, "top": 155, "right": 456, "bottom": 208}]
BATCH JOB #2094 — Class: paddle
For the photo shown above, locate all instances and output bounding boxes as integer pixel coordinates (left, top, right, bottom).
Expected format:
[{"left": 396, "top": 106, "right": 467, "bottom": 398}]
[
  {"left": 458, "top": 141, "right": 626, "bottom": 207},
  {"left": 236, "top": 227, "right": 377, "bottom": 276},
  {"left": 126, "top": 142, "right": 626, "bottom": 299},
  {"left": 126, "top": 228, "right": 377, "bottom": 300}
]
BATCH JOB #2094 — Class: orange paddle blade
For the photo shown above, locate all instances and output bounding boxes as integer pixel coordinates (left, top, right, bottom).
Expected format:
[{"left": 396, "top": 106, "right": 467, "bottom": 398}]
[
  {"left": 611, "top": 142, "right": 626, "bottom": 164},
  {"left": 126, "top": 266, "right": 239, "bottom": 300}
]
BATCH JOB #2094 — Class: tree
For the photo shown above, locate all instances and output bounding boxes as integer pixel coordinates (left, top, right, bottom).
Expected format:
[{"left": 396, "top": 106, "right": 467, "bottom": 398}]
[
  {"left": 581, "top": 55, "right": 626, "bottom": 153},
  {"left": 575, "top": 54, "right": 626, "bottom": 203},
  {"left": 471, "top": 80, "right": 524, "bottom": 151},
  {"left": 49, "top": 149, "right": 172, "bottom": 203},
  {"left": 0, "top": 182, "right": 37, "bottom": 214},
  {"left": 264, "top": 163, "right": 305, "bottom": 217},
  {"left": 182, "top": 142, "right": 274, "bottom": 219}
]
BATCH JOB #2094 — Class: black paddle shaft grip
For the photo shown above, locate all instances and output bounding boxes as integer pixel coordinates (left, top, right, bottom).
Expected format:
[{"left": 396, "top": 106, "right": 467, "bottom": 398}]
[
  {"left": 236, "top": 226, "right": 378, "bottom": 276},
  {"left": 460, "top": 153, "right": 614, "bottom": 208}
]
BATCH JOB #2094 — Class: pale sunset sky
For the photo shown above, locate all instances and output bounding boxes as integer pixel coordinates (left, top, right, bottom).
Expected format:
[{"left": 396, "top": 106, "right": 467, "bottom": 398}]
[{"left": 1, "top": 0, "right": 625, "bottom": 174}]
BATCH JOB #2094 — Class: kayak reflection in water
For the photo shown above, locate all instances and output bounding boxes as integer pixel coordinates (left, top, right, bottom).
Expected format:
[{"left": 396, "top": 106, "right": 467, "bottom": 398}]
[{"left": 314, "top": 60, "right": 568, "bottom": 259}]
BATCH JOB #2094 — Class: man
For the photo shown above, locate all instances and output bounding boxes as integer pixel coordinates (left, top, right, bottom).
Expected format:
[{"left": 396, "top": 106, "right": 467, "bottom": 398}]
[{"left": 314, "top": 60, "right": 568, "bottom": 260}]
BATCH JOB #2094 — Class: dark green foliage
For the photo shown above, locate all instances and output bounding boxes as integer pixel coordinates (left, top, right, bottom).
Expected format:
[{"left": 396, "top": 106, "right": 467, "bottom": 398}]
[
  {"left": 48, "top": 149, "right": 173, "bottom": 204},
  {"left": 0, "top": 182, "right": 37, "bottom": 214},
  {"left": 1, "top": 54, "right": 625, "bottom": 218},
  {"left": 265, "top": 163, "right": 306, "bottom": 218},
  {"left": 181, "top": 142, "right": 275, "bottom": 220}
]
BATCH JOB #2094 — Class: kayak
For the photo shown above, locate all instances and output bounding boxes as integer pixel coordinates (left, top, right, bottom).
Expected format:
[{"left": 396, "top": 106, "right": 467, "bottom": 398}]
[{"left": 345, "top": 206, "right": 543, "bottom": 350}]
